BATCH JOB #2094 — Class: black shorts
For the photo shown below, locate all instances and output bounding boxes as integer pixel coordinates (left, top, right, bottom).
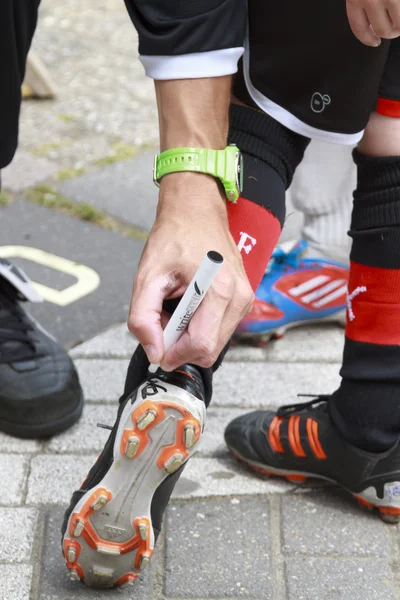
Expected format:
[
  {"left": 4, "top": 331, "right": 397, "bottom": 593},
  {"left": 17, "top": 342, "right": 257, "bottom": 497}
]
[
  {"left": 233, "top": 0, "right": 400, "bottom": 144},
  {"left": 0, "top": 0, "right": 40, "bottom": 169}
]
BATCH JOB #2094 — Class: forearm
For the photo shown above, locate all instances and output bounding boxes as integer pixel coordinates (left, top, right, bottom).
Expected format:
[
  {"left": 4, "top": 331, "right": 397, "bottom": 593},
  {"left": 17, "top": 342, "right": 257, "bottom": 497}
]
[
  {"left": 156, "top": 76, "right": 232, "bottom": 150},
  {"left": 155, "top": 76, "right": 232, "bottom": 215}
]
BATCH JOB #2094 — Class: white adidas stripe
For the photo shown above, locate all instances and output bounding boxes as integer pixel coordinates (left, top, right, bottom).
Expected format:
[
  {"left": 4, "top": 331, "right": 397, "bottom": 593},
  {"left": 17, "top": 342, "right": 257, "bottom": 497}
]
[
  {"left": 301, "top": 279, "right": 346, "bottom": 304},
  {"left": 289, "top": 275, "right": 330, "bottom": 297},
  {"left": 313, "top": 284, "right": 348, "bottom": 308}
]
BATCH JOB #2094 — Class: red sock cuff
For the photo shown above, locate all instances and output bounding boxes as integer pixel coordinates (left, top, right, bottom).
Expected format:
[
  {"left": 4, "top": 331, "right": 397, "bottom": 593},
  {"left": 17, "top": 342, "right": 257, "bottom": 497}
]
[
  {"left": 227, "top": 196, "right": 282, "bottom": 292},
  {"left": 346, "top": 260, "right": 400, "bottom": 345}
]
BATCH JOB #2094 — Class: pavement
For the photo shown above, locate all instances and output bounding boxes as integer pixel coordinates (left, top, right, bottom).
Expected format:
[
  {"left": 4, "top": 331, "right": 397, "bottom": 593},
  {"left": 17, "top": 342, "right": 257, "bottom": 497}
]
[
  {"left": 4, "top": 324, "right": 400, "bottom": 600},
  {"left": 1, "top": 1, "right": 397, "bottom": 599}
]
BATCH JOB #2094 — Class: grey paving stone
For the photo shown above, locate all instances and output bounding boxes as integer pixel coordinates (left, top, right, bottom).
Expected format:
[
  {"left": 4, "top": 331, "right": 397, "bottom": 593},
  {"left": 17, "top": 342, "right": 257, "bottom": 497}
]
[
  {"left": 0, "top": 432, "right": 40, "bottom": 453},
  {"left": 261, "top": 324, "right": 344, "bottom": 363},
  {"left": 57, "top": 152, "right": 158, "bottom": 231},
  {"left": 214, "top": 362, "right": 341, "bottom": 408},
  {"left": 0, "top": 508, "right": 38, "bottom": 562},
  {"left": 282, "top": 492, "right": 391, "bottom": 558},
  {"left": 75, "top": 359, "right": 341, "bottom": 407},
  {"left": 0, "top": 454, "right": 29, "bottom": 505},
  {"left": 27, "top": 455, "right": 97, "bottom": 505},
  {"left": 46, "top": 404, "right": 116, "bottom": 454},
  {"left": 228, "top": 324, "right": 344, "bottom": 364},
  {"left": 75, "top": 359, "right": 129, "bottom": 403},
  {"left": 165, "top": 497, "right": 272, "bottom": 598},
  {"left": 0, "top": 565, "right": 32, "bottom": 600},
  {"left": 40, "top": 508, "right": 160, "bottom": 600},
  {"left": 70, "top": 323, "right": 138, "bottom": 359},
  {"left": 285, "top": 557, "right": 397, "bottom": 600},
  {"left": 2, "top": 150, "right": 60, "bottom": 191},
  {"left": 172, "top": 456, "right": 290, "bottom": 499}
]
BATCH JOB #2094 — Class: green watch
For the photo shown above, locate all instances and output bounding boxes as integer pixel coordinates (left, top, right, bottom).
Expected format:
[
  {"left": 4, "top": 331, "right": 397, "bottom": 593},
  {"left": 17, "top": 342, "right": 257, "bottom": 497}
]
[{"left": 153, "top": 144, "right": 243, "bottom": 202}]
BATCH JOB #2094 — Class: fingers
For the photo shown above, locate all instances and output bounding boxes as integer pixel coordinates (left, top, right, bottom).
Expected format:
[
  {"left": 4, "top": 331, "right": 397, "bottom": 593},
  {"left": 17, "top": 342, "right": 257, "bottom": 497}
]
[
  {"left": 128, "top": 275, "right": 171, "bottom": 364},
  {"left": 347, "top": 0, "right": 400, "bottom": 46},
  {"left": 388, "top": 0, "right": 400, "bottom": 30},
  {"left": 347, "top": 3, "right": 382, "bottom": 45},
  {"left": 160, "top": 277, "right": 254, "bottom": 371},
  {"left": 366, "top": 2, "right": 399, "bottom": 37}
]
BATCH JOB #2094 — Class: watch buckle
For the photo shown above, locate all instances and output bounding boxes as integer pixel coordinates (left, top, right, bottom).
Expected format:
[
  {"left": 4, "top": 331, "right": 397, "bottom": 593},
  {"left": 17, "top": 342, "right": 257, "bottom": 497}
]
[{"left": 153, "top": 155, "right": 160, "bottom": 188}]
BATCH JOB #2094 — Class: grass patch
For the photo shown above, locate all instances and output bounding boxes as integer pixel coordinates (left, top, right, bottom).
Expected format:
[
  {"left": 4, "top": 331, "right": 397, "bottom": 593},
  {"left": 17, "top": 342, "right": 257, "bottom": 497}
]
[
  {"left": 58, "top": 113, "right": 76, "bottom": 123},
  {"left": 0, "top": 192, "right": 10, "bottom": 206},
  {"left": 33, "top": 141, "right": 67, "bottom": 157},
  {"left": 26, "top": 185, "right": 148, "bottom": 241},
  {"left": 95, "top": 141, "right": 137, "bottom": 167},
  {"left": 56, "top": 167, "right": 85, "bottom": 181}
]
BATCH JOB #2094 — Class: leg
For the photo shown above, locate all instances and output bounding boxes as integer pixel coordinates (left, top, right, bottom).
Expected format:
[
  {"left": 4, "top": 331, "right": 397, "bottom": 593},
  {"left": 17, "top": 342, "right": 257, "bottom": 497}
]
[
  {"left": 290, "top": 140, "right": 354, "bottom": 265},
  {"left": 225, "top": 110, "right": 400, "bottom": 522},
  {"left": 329, "top": 112, "right": 400, "bottom": 451},
  {"left": 235, "top": 139, "right": 353, "bottom": 344},
  {"left": 0, "top": 0, "right": 40, "bottom": 169}
]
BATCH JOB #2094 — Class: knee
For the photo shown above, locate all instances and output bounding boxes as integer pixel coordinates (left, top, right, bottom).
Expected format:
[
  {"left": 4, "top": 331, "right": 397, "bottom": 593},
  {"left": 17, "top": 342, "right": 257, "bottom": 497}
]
[{"left": 359, "top": 112, "right": 400, "bottom": 157}]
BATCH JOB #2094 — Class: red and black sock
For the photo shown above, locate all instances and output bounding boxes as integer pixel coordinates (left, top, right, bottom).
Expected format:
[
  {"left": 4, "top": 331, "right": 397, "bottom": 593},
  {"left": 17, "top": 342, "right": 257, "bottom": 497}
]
[
  {"left": 227, "top": 104, "right": 310, "bottom": 291},
  {"left": 329, "top": 150, "right": 400, "bottom": 451}
]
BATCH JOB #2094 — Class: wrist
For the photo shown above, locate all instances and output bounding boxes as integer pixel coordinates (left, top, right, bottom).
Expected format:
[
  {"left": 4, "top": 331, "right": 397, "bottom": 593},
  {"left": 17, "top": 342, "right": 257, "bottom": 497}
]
[{"left": 157, "top": 172, "right": 227, "bottom": 216}]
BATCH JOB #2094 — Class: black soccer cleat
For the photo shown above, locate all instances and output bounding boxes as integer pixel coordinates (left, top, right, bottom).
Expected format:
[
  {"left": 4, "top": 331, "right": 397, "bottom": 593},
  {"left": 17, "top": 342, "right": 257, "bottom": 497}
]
[
  {"left": 225, "top": 396, "right": 400, "bottom": 524},
  {"left": 61, "top": 365, "right": 206, "bottom": 588},
  {"left": 0, "top": 261, "right": 83, "bottom": 438}
]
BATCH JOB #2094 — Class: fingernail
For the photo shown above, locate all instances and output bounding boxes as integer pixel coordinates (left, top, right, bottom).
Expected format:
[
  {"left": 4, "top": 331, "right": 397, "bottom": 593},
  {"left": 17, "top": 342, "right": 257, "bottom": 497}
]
[
  {"left": 143, "top": 344, "right": 158, "bottom": 363},
  {"left": 374, "top": 38, "right": 381, "bottom": 47}
]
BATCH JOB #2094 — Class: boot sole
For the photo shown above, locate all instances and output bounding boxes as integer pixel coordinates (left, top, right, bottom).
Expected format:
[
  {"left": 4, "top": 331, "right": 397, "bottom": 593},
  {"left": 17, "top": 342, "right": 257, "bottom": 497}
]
[
  {"left": 229, "top": 446, "right": 400, "bottom": 524},
  {"left": 62, "top": 384, "right": 205, "bottom": 588}
]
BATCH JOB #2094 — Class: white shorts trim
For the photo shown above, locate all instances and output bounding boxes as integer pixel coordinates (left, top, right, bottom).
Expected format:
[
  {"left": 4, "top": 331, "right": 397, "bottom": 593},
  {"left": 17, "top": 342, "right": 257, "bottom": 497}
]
[
  {"left": 140, "top": 48, "right": 244, "bottom": 81},
  {"left": 242, "top": 40, "right": 363, "bottom": 146}
]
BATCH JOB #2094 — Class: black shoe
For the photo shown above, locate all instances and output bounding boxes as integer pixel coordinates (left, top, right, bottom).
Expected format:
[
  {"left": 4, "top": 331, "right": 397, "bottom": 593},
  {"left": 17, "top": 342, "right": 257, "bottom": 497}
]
[
  {"left": 0, "top": 261, "right": 83, "bottom": 438},
  {"left": 225, "top": 396, "right": 400, "bottom": 523},
  {"left": 61, "top": 365, "right": 206, "bottom": 588}
]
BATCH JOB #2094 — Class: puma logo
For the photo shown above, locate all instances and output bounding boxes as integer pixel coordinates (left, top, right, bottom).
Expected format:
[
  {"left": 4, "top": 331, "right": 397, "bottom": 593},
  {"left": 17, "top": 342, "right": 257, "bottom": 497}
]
[{"left": 311, "top": 92, "right": 331, "bottom": 114}]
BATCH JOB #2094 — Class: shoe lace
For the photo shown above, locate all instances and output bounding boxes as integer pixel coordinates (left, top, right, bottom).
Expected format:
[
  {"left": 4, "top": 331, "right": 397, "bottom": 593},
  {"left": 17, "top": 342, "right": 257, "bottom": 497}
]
[
  {"left": 277, "top": 394, "right": 330, "bottom": 417},
  {"left": 264, "top": 243, "right": 304, "bottom": 278},
  {"left": 141, "top": 378, "right": 167, "bottom": 399},
  {"left": 97, "top": 377, "right": 169, "bottom": 432}
]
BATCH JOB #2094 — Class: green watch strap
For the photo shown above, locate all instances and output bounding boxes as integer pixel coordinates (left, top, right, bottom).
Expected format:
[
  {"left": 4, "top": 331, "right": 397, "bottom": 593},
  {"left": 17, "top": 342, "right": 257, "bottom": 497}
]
[{"left": 153, "top": 145, "right": 242, "bottom": 202}]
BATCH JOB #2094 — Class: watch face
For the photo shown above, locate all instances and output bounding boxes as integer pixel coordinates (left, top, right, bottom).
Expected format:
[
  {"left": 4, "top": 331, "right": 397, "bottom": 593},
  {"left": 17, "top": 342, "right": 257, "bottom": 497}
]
[{"left": 235, "top": 152, "right": 244, "bottom": 194}]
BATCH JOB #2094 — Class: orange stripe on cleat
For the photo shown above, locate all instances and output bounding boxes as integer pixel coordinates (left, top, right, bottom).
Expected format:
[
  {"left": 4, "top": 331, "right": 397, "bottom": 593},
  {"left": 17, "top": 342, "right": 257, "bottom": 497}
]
[
  {"left": 354, "top": 496, "right": 374, "bottom": 510},
  {"left": 306, "top": 418, "right": 327, "bottom": 460},
  {"left": 117, "top": 573, "right": 139, "bottom": 587},
  {"left": 286, "top": 474, "right": 307, "bottom": 482},
  {"left": 288, "top": 416, "right": 306, "bottom": 458},
  {"left": 175, "top": 369, "right": 196, "bottom": 381},
  {"left": 268, "top": 417, "right": 285, "bottom": 453}
]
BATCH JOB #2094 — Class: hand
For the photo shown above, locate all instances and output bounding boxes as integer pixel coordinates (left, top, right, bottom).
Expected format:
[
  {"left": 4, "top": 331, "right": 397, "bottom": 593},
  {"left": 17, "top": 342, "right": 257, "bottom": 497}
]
[
  {"left": 347, "top": 0, "right": 400, "bottom": 46},
  {"left": 128, "top": 173, "right": 254, "bottom": 371}
]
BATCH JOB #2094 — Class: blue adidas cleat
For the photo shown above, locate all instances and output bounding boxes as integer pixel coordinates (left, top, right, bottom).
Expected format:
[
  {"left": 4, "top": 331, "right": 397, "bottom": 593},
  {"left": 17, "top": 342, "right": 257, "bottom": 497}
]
[{"left": 235, "top": 240, "right": 349, "bottom": 345}]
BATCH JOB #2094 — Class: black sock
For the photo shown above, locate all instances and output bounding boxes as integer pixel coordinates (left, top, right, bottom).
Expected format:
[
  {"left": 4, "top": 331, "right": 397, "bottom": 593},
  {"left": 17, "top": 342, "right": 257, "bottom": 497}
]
[{"left": 329, "top": 150, "right": 400, "bottom": 452}]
